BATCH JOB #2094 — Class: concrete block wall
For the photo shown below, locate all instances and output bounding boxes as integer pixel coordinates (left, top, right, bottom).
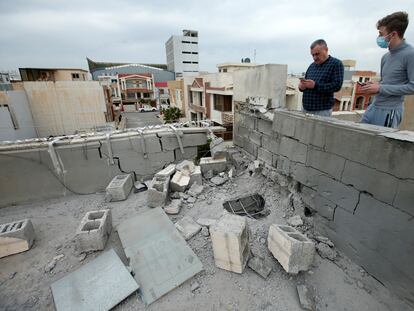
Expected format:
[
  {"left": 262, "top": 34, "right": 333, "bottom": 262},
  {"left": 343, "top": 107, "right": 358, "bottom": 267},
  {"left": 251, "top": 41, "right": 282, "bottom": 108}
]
[
  {"left": 234, "top": 109, "right": 414, "bottom": 306},
  {"left": 0, "top": 131, "right": 208, "bottom": 207}
]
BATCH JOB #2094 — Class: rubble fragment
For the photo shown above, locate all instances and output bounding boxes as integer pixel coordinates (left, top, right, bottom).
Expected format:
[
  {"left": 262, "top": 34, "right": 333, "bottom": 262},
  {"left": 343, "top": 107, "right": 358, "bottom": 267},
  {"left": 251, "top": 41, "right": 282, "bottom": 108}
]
[
  {"left": 248, "top": 256, "right": 272, "bottom": 279},
  {"left": 176, "top": 160, "right": 195, "bottom": 175},
  {"left": 0, "top": 219, "right": 36, "bottom": 258},
  {"left": 200, "top": 157, "right": 227, "bottom": 175},
  {"left": 201, "top": 227, "right": 210, "bottom": 237},
  {"left": 105, "top": 174, "right": 133, "bottom": 201},
  {"left": 316, "top": 243, "right": 337, "bottom": 261},
  {"left": 287, "top": 215, "right": 304, "bottom": 227},
  {"left": 175, "top": 216, "right": 202, "bottom": 240},
  {"left": 314, "top": 235, "right": 334, "bottom": 247},
  {"left": 189, "top": 165, "right": 203, "bottom": 186},
  {"left": 210, "top": 213, "right": 250, "bottom": 274},
  {"left": 133, "top": 182, "right": 148, "bottom": 193},
  {"left": 191, "top": 281, "right": 200, "bottom": 292},
  {"left": 204, "top": 170, "right": 214, "bottom": 179},
  {"left": 188, "top": 183, "right": 204, "bottom": 197},
  {"left": 196, "top": 218, "right": 217, "bottom": 227},
  {"left": 164, "top": 199, "right": 182, "bottom": 215},
  {"left": 155, "top": 164, "right": 176, "bottom": 179},
  {"left": 210, "top": 176, "right": 228, "bottom": 186},
  {"left": 210, "top": 137, "right": 227, "bottom": 159},
  {"left": 267, "top": 224, "right": 315, "bottom": 274},
  {"left": 147, "top": 177, "right": 170, "bottom": 208},
  {"left": 296, "top": 284, "right": 315, "bottom": 310},
  {"left": 170, "top": 171, "right": 191, "bottom": 192}
]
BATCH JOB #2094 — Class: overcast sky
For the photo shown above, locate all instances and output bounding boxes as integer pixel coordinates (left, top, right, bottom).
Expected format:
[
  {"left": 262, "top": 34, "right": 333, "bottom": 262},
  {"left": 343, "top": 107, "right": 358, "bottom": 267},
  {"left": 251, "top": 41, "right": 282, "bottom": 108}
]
[{"left": 1, "top": 0, "right": 413, "bottom": 75}]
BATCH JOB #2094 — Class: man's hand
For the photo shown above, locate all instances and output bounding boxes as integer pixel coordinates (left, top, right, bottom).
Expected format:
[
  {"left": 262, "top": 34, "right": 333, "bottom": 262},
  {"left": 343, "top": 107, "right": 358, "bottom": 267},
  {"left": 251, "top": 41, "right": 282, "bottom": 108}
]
[
  {"left": 360, "top": 82, "right": 380, "bottom": 94},
  {"left": 299, "top": 79, "right": 315, "bottom": 90}
]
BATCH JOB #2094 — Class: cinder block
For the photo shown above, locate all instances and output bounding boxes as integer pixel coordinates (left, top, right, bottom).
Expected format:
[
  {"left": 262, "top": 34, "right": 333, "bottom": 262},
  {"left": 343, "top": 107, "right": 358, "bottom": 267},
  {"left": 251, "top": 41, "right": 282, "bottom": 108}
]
[
  {"left": 239, "top": 112, "right": 257, "bottom": 130},
  {"left": 155, "top": 164, "right": 176, "bottom": 179},
  {"left": 261, "top": 134, "right": 280, "bottom": 154},
  {"left": 300, "top": 186, "right": 336, "bottom": 220},
  {"left": 0, "top": 219, "right": 36, "bottom": 258},
  {"left": 176, "top": 160, "right": 195, "bottom": 175},
  {"left": 75, "top": 209, "right": 112, "bottom": 253},
  {"left": 272, "top": 113, "right": 296, "bottom": 137},
  {"left": 276, "top": 155, "right": 290, "bottom": 175},
  {"left": 243, "top": 138, "right": 259, "bottom": 158},
  {"left": 109, "top": 134, "right": 162, "bottom": 154},
  {"left": 249, "top": 130, "right": 262, "bottom": 147},
  {"left": 210, "top": 214, "right": 250, "bottom": 273},
  {"left": 170, "top": 171, "right": 190, "bottom": 192},
  {"left": 238, "top": 126, "right": 250, "bottom": 139},
  {"left": 210, "top": 137, "right": 227, "bottom": 159},
  {"left": 158, "top": 132, "right": 207, "bottom": 151},
  {"left": 148, "top": 177, "right": 170, "bottom": 207},
  {"left": 233, "top": 134, "right": 244, "bottom": 148},
  {"left": 306, "top": 146, "right": 345, "bottom": 180},
  {"left": 200, "top": 157, "right": 227, "bottom": 174},
  {"left": 341, "top": 160, "right": 398, "bottom": 205},
  {"left": 106, "top": 174, "right": 133, "bottom": 201},
  {"left": 267, "top": 224, "right": 315, "bottom": 274},
  {"left": 294, "top": 118, "right": 326, "bottom": 148},
  {"left": 258, "top": 148, "right": 273, "bottom": 166},
  {"left": 174, "top": 147, "right": 198, "bottom": 162},
  {"left": 393, "top": 179, "right": 414, "bottom": 216},
  {"left": 279, "top": 136, "right": 307, "bottom": 164},
  {"left": 257, "top": 118, "right": 273, "bottom": 136},
  {"left": 189, "top": 165, "right": 202, "bottom": 186}
]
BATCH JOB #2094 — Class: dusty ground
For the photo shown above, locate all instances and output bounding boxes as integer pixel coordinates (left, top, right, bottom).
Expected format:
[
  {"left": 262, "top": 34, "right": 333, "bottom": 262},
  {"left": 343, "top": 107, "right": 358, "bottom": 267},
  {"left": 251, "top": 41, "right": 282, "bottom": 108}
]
[{"left": 0, "top": 169, "right": 412, "bottom": 311}]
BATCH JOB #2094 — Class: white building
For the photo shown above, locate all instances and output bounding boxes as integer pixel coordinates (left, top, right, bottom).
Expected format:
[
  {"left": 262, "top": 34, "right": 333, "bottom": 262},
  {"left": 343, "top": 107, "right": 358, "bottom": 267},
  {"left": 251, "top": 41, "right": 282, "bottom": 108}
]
[{"left": 165, "top": 30, "right": 199, "bottom": 77}]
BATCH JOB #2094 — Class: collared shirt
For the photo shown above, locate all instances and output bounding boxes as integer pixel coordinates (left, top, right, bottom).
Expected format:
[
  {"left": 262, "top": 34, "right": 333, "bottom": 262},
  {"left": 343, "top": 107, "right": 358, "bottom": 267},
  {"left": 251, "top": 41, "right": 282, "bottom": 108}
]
[{"left": 302, "top": 55, "right": 344, "bottom": 111}]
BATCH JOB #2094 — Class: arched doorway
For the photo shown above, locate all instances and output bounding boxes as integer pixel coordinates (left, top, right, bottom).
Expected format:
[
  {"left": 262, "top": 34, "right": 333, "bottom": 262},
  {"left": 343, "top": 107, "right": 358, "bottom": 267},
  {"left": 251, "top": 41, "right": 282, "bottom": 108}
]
[{"left": 355, "top": 96, "right": 364, "bottom": 110}]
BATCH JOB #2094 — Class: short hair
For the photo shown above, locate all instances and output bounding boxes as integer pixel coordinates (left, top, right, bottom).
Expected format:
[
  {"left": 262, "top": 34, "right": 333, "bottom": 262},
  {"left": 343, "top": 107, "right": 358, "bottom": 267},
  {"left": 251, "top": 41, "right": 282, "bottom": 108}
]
[
  {"left": 377, "top": 11, "right": 409, "bottom": 38},
  {"left": 310, "top": 39, "right": 327, "bottom": 49}
]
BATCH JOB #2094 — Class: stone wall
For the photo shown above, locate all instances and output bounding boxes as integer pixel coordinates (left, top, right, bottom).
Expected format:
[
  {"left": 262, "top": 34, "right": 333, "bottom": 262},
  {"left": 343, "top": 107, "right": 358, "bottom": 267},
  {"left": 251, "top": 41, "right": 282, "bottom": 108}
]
[
  {"left": 0, "top": 130, "right": 207, "bottom": 207},
  {"left": 234, "top": 109, "right": 414, "bottom": 306}
]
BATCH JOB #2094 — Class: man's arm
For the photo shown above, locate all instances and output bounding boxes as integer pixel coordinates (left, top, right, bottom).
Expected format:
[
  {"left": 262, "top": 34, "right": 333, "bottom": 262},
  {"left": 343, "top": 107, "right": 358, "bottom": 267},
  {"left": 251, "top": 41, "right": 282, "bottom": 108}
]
[
  {"left": 379, "top": 53, "right": 414, "bottom": 95},
  {"left": 314, "top": 61, "right": 344, "bottom": 93}
]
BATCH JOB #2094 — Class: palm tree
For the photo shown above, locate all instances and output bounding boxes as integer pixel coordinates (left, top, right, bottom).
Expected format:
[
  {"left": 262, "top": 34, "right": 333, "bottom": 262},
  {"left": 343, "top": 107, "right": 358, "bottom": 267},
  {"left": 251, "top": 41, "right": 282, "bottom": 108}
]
[{"left": 163, "top": 107, "right": 183, "bottom": 123}]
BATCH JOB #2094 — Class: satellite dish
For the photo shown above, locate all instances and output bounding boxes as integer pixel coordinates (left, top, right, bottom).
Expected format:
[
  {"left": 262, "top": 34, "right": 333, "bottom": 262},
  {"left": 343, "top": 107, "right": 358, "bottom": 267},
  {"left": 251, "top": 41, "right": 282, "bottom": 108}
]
[{"left": 244, "top": 58, "right": 251, "bottom": 63}]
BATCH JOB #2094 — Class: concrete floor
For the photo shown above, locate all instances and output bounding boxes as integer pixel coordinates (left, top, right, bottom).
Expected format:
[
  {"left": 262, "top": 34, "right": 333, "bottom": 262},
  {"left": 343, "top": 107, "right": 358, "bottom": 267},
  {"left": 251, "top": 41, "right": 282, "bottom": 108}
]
[
  {"left": 0, "top": 171, "right": 411, "bottom": 311},
  {"left": 123, "top": 111, "right": 163, "bottom": 128}
]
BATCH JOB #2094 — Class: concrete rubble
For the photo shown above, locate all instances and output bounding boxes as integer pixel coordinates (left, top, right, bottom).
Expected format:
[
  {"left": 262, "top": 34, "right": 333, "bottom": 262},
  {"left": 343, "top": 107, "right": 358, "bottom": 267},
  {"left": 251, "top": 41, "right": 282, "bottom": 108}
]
[
  {"left": 147, "top": 176, "right": 170, "bottom": 207},
  {"left": 0, "top": 219, "right": 36, "bottom": 258},
  {"left": 75, "top": 209, "right": 112, "bottom": 253},
  {"left": 164, "top": 199, "right": 182, "bottom": 215},
  {"left": 175, "top": 216, "right": 202, "bottom": 240},
  {"left": 316, "top": 242, "right": 337, "bottom": 261},
  {"left": 210, "top": 213, "right": 250, "bottom": 274},
  {"left": 296, "top": 284, "right": 315, "bottom": 311},
  {"left": 200, "top": 157, "right": 227, "bottom": 175},
  {"left": 196, "top": 218, "right": 217, "bottom": 227},
  {"left": 105, "top": 174, "right": 133, "bottom": 202},
  {"left": 248, "top": 256, "right": 272, "bottom": 279},
  {"left": 170, "top": 171, "right": 190, "bottom": 192},
  {"left": 287, "top": 215, "right": 304, "bottom": 227},
  {"left": 267, "top": 224, "right": 315, "bottom": 274}
]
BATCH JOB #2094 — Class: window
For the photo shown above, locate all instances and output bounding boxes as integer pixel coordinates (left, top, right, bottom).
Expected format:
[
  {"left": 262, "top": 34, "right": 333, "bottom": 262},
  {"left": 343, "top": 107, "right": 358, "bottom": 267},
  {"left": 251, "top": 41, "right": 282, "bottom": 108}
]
[
  {"left": 182, "top": 40, "right": 191, "bottom": 44},
  {"left": 191, "top": 52, "right": 198, "bottom": 54},
  {"left": 72, "top": 73, "right": 80, "bottom": 79},
  {"left": 358, "top": 77, "right": 363, "bottom": 82},
  {"left": 191, "top": 42, "right": 198, "bottom": 44},
  {"left": 183, "top": 61, "right": 192, "bottom": 64},
  {"left": 213, "top": 94, "right": 232, "bottom": 112},
  {"left": 192, "top": 62, "right": 198, "bottom": 64},
  {"left": 143, "top": 93, "right": 150, "bottom": 98},
  {"left": 182, "top": 51, "right": 191, "bottom": 54},
  {"left": 364, "top": 77, "right": 370, "bottom": 82},
  {"left": 223, "top": 69, "right": 227, "bottom": 72}
]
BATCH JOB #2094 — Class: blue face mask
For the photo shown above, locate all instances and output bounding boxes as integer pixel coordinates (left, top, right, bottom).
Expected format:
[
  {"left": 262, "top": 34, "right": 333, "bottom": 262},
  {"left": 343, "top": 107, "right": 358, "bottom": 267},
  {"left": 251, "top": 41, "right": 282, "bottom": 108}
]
[{"left": 376, "top": 33, "right": 391, "bottom": 49}]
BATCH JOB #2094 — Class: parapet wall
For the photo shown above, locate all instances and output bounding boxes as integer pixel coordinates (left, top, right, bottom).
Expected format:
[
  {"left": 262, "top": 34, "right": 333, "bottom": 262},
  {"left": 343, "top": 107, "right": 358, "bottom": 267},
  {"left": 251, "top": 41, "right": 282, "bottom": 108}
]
[
  {"left": 0, "top": 128, "right": 210, "bottom": 207},
  {"left": 234, "top": 109, "right": 414, "bottom": 306}
]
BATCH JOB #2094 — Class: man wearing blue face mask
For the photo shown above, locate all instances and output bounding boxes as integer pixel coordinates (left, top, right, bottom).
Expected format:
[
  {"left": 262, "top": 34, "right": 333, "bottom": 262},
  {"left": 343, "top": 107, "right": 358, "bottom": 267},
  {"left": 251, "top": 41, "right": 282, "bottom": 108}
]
[{"left": 361, "top": 11, "right": 414, "bottom": 128}]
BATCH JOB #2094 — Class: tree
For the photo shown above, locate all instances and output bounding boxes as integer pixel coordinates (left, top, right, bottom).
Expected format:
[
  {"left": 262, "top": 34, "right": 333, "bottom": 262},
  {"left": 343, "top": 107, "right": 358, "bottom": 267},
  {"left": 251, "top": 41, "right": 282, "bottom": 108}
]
[{"left": 163, "top": 107, "right": 183, "bottom": 123}]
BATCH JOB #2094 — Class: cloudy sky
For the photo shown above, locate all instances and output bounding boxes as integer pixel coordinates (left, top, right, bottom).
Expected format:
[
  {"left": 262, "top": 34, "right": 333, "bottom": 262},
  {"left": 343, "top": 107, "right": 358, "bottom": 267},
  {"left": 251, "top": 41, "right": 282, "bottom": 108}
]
[{"left": 0, "top": 0, "right": 413, "bottom": 74}]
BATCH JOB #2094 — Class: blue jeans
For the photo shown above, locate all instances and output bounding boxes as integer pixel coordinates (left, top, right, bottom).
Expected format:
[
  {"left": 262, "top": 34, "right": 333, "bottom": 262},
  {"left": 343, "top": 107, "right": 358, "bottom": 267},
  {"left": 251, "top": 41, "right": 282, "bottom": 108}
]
[
  {"left": 361, "top": 104, "right": 403, "bottom": 128},
  {"left": 303, "top": 108, "right": 333, "bottom": 117}
]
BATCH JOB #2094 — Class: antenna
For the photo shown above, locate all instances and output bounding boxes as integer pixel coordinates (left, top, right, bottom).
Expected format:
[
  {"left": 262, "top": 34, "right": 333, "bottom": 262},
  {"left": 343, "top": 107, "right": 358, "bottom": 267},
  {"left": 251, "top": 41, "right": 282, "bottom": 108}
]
[{"left": 254, "top": 49, "right": 256, "bottom": 63}]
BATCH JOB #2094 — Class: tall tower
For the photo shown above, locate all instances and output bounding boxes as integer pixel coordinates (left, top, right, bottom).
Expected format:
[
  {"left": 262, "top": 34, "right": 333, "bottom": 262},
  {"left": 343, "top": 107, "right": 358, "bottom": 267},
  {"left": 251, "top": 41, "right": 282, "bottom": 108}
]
[{"left": 165, "top": 30, "right": 199, "bottom": 77}]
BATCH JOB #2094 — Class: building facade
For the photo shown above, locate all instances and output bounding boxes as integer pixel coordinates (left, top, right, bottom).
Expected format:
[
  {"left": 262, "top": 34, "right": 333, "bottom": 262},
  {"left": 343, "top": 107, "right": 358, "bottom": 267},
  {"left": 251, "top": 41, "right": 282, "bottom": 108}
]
[
  {"left": 165, "top": 30, "right": 199, "bottom": 77},
  {"left": 19, "top": 68, "right": 89, "bottom": 82}
]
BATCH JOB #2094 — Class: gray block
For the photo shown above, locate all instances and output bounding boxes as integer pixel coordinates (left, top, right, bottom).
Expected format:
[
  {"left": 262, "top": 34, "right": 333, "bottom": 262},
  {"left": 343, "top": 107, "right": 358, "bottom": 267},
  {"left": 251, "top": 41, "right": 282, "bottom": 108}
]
[
  {"left": 272, "top": 113, "right": 296, "bottom": 137},
  {"left": 341, "top": 160, "right": 398, "bottom": 205},
  {"left": 155, "top": 164, "right": 176, "bottom": 179},
  {"left": 296, "top": 285, "right": 314, "bottom": 311},
  {"left": 314, "top": 174, "right": 360, "bottom": 213},
  {"left": 261, "top": 134, "right": 280, "bottom": 154},
  {"left": 117, "top": 208, "right": 203, "bottom": 305},
  {"left": 0, "top": 219, "right": 35, "bottom": 258},
  {"left": 290, "top": 162, "right": 325, "bottom": 188},
  {"left": 248, "top": 256, "right": 272, "bottom": 279},
  {"left": 109, "top": 134, "right": 162, "bottom": 154},
  {"left": 306, "top": 146, "right": 345, "bottom": 180},
  {"left": 175, "top": 216, "right": 201, "bottom": 240},
  {"left": 267, "top": 224, "right": 315, "bottom": 274},
  {"left": 276, "top": 155, "right": 291, "bottom": 175},
  {"left": 174, "top": 146, "right": 198, "bottom": 162},
  {"left": 237, "top": 125, "right": 250, "bottom": 139},
  {"left": 75, "top": 209, "right": 112, "bottom": 253},
  {"left": 199, "top": 157, "right": 227, "bottom": 174},
  {"left": 239, "top": 112, "right": 257, "bottom": 130},
  {"left": 249, "top": 130, "right": 262, "bottom": 147},
  {"left": 279, "top": 136, "right": 307, "bottom": 164},
  {"left": 233, "top": 134, "right": 244, "bottom": 148},
  {"left": 189, "top": 165, "right": 202, "bottom": 186},
  {"left": 294, "top": 117, "right": 326, "bottom": 148},
  {"left": 158, "top": 132, "right": 207, "bottom": 151},
  {"left": 257, "top": 118, "right": 273, "bottom": 136},
  {"left": 243, "top": 138, "right": 259, "bottom": 158},
  {"left": 147, "top": 177, "right": 170, "bottom": 207},
  {"left": 393, "top": 179, "right": 414, "bottom": 216},
  {"left": 258, "top": 148, "right": 273, "bottom": 166},
  {"left": 106, "top": 174, "right": 133, "bottom": 201},
  {"left": 170, "top": 171, "right": 190, "bottom": 192},
  {"left": 301, "top": 186, "right": 336, "bottom": 220},
  {"left": 51, "top": 249, "right": 139, "bottom": 311}
]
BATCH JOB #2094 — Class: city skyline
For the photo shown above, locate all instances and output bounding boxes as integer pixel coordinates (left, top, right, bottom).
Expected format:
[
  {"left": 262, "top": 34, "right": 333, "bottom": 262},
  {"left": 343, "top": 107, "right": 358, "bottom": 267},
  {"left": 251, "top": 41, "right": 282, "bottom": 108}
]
[{"left": 0, "top": 0, "right": 413, "bottom": 74}]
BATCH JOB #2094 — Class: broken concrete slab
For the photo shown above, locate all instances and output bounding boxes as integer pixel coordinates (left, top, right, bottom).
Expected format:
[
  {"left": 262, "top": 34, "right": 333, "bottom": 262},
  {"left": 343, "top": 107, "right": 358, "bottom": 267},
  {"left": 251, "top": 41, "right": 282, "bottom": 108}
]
[
  {"left": 210, "top": 137, "right": 227, "bottom": 159},
  {"left": 200, "top": 157, "right": 227, "bottom": 175},
  {"left": 75, "top": 209, "right": 112, "bottom": 253},
  {"left": 296, "top": 285, "right": 315, "bottom": 311},
  {"left": 164, "top": 199, "right": 182, "bottom": 215},
  {"left": 210, "top": 213, "right": 250, "bottom": 274},
  {"left": 267, "top": 224, "right": 315, "bottom": 274},
  {"left": 287, "top": 215, "right": 303, "bottom": 227},
  {"left": 117, "top": 208, "right": 203, "bottom": 305},
  {"left": 196, "top": 218, "right": 217, "bottom": 227},
  {"left": 51, "top": 249, "right": 139, "bottom": 311},
  {"left": 188, "top": 183, "right": 204, "bottom": 197},
  {"left": 170, "top": 171, "right": 191, "bottom": 192},
  {"left": 248, "top": 256, "right": 272, "bottom": 279},
  {"left": 147, "top": 177, "right": 170, "bottom": 208},
  {"left": 105, "top": 174, "right": 133, "bottom": 201},
  {"left": 176, "top": 160, "right": 195, "bottom": 176},
  {"left": 155, "top": 164, "right": 176, "bottom": 179},
  {"left": 210, "top": 176, "right": 228, "bottom": 186},
  {"left": 175, "top": 216, "right": 202, "bottom": 240},
  {"left": 0, "top": 219, "right": 35, "bottom": 258}
]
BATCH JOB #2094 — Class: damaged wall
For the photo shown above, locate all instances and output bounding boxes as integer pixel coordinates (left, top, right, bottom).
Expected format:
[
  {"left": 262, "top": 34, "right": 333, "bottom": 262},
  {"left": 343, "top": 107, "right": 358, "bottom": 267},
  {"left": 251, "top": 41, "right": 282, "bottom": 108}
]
[
  {"left": 0, "top": 130, "right": 207, "bottom": 207},
  {"left": 234, "top": 109, "right": 414, "bottom": 306}
]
